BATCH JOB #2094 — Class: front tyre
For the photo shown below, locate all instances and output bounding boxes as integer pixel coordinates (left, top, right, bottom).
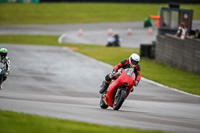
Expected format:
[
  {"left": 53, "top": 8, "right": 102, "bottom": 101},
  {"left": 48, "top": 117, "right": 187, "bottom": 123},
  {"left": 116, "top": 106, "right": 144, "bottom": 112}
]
[
  {"left": 113, "top": 90, "right": 127, "bottom": 110},
  {"left": 100, "top": 94, "right": 108, "bottom": 109}
]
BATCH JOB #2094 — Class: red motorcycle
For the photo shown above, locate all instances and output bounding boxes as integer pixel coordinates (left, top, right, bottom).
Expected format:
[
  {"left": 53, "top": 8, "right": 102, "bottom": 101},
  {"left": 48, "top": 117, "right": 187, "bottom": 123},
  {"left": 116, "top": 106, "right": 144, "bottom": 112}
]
[{"left": 100, "top": 67, "right": 135, "bottom": 110}]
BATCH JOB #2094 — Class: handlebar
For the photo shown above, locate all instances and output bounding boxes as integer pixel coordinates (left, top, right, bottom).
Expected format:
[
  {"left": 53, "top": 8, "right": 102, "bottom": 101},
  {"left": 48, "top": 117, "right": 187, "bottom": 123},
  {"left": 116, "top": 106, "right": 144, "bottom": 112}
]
[{"left": 112, "top": 68, "right": 123, "bottom": 78}]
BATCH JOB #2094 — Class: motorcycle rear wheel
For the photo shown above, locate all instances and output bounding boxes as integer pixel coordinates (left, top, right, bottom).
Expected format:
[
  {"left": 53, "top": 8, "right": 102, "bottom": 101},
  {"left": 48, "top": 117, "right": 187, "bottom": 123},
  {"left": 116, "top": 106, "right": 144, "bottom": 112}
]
[
  {"left": 100, "top": 94, "right": 108, "bottom": 109},
  {"left": 113, "top": 89, "right": 127, "bottom": 110}
]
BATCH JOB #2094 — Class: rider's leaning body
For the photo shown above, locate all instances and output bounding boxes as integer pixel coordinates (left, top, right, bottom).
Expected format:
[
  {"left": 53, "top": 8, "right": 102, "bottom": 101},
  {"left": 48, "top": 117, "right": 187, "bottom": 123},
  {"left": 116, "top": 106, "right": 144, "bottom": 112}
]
[
  {"left": 0, "top": 48, "right": 10, "bottom": 90},
  {"left": 99, "top": 53, "right": 141, "bottom": 94}
]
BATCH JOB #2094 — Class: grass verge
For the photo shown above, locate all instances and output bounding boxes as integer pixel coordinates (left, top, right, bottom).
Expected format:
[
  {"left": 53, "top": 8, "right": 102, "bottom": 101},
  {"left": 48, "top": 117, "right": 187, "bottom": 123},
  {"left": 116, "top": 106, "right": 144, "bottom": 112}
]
[
  {"left": 0, "top": 3, "right": 200, "bottom": 25},
  {"left": 0, "top": 110, "right": 167, "bottom": 133},
  {"left": 0, "top": 34, "right": 200, "bottom": 95}
]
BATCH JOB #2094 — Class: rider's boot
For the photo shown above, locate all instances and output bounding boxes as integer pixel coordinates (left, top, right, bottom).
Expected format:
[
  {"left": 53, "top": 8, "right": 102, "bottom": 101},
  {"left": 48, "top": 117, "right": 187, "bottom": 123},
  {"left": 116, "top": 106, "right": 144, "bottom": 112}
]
[{"left": 99, "top": 80, "right": 110, "bottom": 94}]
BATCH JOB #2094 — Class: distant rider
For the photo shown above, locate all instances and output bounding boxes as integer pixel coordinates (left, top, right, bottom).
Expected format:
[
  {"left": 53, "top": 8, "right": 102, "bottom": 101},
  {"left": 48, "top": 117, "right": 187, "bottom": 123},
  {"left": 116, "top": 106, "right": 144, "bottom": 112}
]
[
  {"left": 176, "top": 22, "right": 187, "bottom": 39},
  {"left": 99, "top": 53, "right": 141, "bottom": 94},
  {"left": 0, "top": 48, "right": 10, "bottom": 90}
]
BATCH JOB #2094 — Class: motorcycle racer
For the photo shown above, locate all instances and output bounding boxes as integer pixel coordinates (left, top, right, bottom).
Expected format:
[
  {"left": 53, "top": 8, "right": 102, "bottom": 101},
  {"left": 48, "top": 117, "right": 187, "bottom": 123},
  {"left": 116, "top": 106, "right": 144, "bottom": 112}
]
[
  {"left": 0, "top": 48, "right": 10, "bottom": 90},
  {"left": 99, "top": 53, "right": 141, "bottom": 94}
]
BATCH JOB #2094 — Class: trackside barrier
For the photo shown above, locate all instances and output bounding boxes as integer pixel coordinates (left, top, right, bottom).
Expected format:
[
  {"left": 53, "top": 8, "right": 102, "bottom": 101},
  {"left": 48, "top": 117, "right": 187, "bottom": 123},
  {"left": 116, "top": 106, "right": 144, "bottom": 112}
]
[
  {"left": 156, "top": 34, "right": 200, "bottom": 75},
  {"left": 0, "top": 0, "right": 40, "bottom": 3}
]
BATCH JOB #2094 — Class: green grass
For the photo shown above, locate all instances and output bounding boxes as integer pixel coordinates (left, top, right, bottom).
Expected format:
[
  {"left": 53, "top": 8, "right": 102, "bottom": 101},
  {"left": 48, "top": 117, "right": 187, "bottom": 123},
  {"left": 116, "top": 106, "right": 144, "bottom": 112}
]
[
  {"left": 0, "top": 3, "right": 199, "bottom": 133},
  {"left": 0, "top": 110, "right": 167, "bottom": 133},
  {"left": 139, "top": 58, "right": 200, "bottom": 95},
  {"left": 0, "top": 34, "right": 200, "bottom": 95},
  {"left": 0, "top": 3, "right": 200, "bottom": 25}
]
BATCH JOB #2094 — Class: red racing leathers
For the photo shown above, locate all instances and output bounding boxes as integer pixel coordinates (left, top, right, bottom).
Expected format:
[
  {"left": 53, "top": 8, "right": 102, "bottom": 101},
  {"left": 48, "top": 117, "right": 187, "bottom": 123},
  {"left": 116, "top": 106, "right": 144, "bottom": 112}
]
[
  {"left": 99, "top": 58, "right": 141, "bottom": 94},
  {"left": 105, "top": 58, "right": 141, "bottom": 84},
  {"left": 113, "top": 58, "right": 141, "bottom": 82}
]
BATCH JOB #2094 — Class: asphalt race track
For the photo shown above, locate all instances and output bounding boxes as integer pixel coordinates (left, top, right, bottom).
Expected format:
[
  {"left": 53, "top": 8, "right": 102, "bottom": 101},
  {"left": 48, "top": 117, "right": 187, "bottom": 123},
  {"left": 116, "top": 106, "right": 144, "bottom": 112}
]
[{"left": 0, "top": 44, "right": 200, "bottom": 133}]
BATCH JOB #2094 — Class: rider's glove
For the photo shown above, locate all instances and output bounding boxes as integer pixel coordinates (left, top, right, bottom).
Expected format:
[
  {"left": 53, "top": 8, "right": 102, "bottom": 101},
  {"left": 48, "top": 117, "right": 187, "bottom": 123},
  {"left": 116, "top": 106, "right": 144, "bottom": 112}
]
[
  {"left": 109, "top": 71, "right": 115, "bottom": 79},
  {"left": 134, "top": 81, "right": 139, "bottom": 86}
]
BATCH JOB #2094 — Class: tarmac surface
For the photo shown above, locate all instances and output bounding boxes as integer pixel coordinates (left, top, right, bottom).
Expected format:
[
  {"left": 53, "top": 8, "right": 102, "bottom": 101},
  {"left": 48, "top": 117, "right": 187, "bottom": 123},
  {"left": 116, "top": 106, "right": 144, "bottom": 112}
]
[
  {"left": 0, "top": 44, "right": 200, "bottom": 133},
  {"left": 0, "top": 21, "right": 200, "bottom": 132}
]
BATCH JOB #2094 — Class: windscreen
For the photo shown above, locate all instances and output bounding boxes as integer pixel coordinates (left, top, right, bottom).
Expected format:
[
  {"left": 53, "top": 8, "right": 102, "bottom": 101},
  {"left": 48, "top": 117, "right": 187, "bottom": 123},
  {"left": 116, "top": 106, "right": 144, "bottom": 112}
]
[{"left": 125, "top": 67, "right": 134, "bottom": 77}]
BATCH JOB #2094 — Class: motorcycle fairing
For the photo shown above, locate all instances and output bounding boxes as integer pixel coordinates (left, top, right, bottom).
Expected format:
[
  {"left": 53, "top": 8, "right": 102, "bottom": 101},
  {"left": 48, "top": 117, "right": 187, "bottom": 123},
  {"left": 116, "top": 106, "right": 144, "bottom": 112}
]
[{"left": 106, "top": 69, "right": 135, "bottom": 107}]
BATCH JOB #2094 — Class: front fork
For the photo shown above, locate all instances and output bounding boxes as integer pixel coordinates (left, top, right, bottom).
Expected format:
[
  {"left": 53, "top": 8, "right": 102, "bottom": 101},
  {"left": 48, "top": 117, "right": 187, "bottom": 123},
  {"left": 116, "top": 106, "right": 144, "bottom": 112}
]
[{"left": 114, "top": 86, "right": 128, "bottom": 102}]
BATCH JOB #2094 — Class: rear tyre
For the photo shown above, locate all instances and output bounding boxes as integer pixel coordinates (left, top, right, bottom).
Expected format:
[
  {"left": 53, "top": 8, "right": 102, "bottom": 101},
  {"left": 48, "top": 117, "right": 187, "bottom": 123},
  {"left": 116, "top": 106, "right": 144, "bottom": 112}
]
[
  {"left": 113, "top": 90, "right": 127, "bottom": 110},
  {"left": 100, "top": 94, "right": 108, "bottom": 109}
]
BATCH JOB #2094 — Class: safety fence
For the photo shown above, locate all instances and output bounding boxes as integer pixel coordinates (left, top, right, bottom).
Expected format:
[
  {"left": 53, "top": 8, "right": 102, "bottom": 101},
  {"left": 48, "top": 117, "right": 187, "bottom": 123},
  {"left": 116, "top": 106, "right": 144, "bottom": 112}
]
[
  {"left": 39, "top": 0, "right": 200, "bottom": 3},
  {"left": 1, "top": 0, "right": 200, "bottom": 3},
  {"left": 0, "top": 0, "right": 39, "bottom": 3}
]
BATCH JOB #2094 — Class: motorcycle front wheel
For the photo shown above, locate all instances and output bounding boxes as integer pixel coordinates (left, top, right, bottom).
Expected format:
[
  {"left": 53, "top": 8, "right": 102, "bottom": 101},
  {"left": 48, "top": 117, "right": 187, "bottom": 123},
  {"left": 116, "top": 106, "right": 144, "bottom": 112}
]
[{"left": 113, "top": 89, "right": 127, "bottom": 110}]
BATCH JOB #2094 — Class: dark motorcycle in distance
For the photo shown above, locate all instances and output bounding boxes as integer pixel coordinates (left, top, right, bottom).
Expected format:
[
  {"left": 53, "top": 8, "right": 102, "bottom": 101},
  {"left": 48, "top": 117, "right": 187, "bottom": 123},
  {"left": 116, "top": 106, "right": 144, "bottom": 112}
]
[
  {"left": 100, "top": 67, "right": 135, "bottom": 110},
  {"left": 0, "top": 64, "right": 7, "bottom": 89}
]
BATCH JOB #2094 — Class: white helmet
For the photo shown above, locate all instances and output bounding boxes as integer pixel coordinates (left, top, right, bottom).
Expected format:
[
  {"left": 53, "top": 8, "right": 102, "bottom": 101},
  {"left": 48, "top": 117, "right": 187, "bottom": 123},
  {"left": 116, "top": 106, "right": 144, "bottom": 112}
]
[{"left": 129, "top": 53, "right": 140, "bottom": 66}]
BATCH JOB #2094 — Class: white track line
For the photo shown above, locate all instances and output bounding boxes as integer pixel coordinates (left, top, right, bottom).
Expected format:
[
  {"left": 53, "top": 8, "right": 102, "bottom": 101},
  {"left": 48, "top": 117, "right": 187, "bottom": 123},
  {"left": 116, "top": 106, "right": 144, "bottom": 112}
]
[
  {"left": 62, "top": 47, "right": 200, "bottom": 98},
  {"left": 141, "top": 77, "right": 200, "bottom": 98},
  {"left": 58, "top": 33, "right": 66, "bottom": 43}
]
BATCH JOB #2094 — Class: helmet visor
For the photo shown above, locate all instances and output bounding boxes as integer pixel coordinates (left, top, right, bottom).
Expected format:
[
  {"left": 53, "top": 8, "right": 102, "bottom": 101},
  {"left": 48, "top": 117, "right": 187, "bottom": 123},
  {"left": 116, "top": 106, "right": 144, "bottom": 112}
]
[{"left": 130, "top": 58, "right": 139, "bottom": 65}]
